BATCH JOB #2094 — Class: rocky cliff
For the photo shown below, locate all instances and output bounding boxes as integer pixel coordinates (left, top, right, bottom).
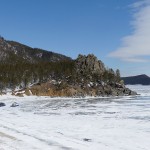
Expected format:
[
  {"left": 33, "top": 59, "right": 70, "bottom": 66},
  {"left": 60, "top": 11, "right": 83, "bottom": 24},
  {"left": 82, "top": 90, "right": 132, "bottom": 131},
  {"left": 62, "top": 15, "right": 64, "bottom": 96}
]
[{"left": 75, "top": 54, "right": 105, "bottom": 76}]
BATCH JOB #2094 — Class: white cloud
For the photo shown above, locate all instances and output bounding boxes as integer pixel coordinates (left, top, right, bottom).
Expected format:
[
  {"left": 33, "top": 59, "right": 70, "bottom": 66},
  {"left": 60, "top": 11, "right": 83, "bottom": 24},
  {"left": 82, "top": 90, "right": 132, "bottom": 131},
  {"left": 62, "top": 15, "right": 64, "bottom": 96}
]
[{"left": 109, "top": 0, "right": 150, "bottom": 62}]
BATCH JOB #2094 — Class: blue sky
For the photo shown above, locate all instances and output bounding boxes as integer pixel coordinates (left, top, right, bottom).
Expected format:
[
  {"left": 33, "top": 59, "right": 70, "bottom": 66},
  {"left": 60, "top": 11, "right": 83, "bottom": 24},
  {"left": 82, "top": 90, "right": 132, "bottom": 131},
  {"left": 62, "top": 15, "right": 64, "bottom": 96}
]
[{"left": 0, "top": 0, "right": 150, "bottom": 77}]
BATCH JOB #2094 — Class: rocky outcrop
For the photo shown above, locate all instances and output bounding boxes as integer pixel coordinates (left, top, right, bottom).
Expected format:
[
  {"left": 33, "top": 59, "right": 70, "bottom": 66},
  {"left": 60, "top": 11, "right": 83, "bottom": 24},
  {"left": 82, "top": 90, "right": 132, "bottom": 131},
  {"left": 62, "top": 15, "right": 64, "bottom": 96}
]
[
  {"left": 0, "top": 102, "right": 6, "bottom": 107},
  {"left": 75, "top": 54, "right": 105, "bottom": 77},
  {"left": 0, "top": 36, "right": 137, "bottom": 97},
  {"left": 12, "top": 54, "right": 137, "bottom": 97},
  {"left": 10, "top": 102, "right": 19, "bottom": 107},
  {"left": 19, "top": 80, "right": 136, "bottom": 97}
]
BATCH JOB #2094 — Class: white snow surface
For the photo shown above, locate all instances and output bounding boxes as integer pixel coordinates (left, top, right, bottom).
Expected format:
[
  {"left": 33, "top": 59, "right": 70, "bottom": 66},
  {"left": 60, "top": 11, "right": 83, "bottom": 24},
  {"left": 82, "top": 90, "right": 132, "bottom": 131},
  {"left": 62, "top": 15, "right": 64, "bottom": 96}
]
[{"left": 0, "top": 85, "right": 150, "bottom": 150}]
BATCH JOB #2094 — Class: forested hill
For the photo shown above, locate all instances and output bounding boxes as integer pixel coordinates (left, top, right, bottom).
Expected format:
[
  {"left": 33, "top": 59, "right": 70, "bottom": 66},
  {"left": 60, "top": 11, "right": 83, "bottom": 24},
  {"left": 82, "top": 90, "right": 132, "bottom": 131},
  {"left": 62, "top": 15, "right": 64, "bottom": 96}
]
[
  {"left": 0, "top": 36, "right": 73, "bottom": 90},
  {"left": 0, "top": 36, "right": 71, "bottom": 63},
  {"left": 0, "top": 36, "right": 136, "bottom": 97},
  {"left": 121, "top": 74, "right": 150, "bottom": 85}
]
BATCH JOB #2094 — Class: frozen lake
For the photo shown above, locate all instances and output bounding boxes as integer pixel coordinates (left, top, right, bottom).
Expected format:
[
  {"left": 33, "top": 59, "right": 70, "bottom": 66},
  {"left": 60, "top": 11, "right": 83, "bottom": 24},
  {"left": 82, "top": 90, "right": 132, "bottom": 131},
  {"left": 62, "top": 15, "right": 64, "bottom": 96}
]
[{"left": 0, "top": 85, "right": 150, "bottom": 150}]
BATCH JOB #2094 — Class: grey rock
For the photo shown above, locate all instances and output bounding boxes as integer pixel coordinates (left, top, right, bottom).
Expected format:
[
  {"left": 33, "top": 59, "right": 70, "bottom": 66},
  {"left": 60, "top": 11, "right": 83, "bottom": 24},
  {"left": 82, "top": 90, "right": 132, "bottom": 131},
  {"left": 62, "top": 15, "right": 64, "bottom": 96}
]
[
  {"left": 75, "top": 54, "right": 105, "bottom": 77},
  {"left": 10, "top": 102, "right": 19, "bottom": 107},
  {"left": 129, "top": 90, "right": 137, "bottom": 95},
  {"left": 83, "top": 138, "right": 92, "bottom": 142},
  {"left": 0, "top": 102, "right": 6, "bottom": 107}
]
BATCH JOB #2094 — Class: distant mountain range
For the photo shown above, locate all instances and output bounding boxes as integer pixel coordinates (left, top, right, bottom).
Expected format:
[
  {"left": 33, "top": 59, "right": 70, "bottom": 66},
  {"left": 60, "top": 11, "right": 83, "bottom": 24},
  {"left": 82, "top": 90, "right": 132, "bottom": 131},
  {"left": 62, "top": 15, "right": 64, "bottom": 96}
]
[
  {"left": 121, "top": 74, "right": 150, "bottom": 85},
  {"left": 0, "top": 36, "right": 71, "bottom": 63}
]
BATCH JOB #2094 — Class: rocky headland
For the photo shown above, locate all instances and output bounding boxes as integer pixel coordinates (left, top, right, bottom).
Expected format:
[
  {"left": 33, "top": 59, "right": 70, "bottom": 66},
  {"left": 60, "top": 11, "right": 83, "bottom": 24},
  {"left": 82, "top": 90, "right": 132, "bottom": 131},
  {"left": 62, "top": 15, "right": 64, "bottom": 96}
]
[
  {"left": 0, "top": 36, "right": 137, "bottom": 97},
  {"left": 15, "top": 54, "right": 137, "bottom": 97}
]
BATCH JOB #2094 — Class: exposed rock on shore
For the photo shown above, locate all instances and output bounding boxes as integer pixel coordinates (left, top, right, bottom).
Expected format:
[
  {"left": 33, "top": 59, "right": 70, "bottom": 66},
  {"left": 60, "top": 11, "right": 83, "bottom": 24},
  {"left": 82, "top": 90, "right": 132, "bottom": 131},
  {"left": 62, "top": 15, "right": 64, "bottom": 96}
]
[
  {"left": 22, "top": 80, "right": 136, "bottom": 97},
  {"left": 14, "top": 54, "right": 137, "bottom": 97},
  {"left": 0, "top": 102, "right": 6, "bottom": 107}
]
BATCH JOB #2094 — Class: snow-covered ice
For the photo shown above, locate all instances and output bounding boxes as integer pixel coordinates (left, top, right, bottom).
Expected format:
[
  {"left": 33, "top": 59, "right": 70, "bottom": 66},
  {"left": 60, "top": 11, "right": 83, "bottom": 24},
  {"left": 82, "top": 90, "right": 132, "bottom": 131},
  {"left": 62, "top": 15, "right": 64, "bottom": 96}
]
[{"left": 0, "top": 85, "right": 150, "bottom": 150}]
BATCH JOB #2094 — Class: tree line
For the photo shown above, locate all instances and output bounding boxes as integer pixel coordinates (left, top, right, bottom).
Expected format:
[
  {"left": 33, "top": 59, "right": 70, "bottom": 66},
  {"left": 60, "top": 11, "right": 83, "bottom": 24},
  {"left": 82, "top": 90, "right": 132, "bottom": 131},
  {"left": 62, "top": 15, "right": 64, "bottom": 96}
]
[
  {"left": 0, "top": 60, "right": 75, "bottom": 91},
  {"left": 0, "top": 60, "right": 121, "bottom": 92}
]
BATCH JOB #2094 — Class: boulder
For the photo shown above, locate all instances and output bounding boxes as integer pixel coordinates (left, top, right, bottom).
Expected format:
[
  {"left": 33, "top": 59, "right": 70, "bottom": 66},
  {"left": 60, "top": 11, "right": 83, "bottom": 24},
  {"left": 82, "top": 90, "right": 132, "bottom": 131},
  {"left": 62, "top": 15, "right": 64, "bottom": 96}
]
[
  {"left": 0, "top": 102, "right": 6, "bottom": 107},
  {"left": 129, "top": 90, "right": 137, "bottom": 95},
  {"left": 10, "top": 102, "right": 19, "bottom": 107}
]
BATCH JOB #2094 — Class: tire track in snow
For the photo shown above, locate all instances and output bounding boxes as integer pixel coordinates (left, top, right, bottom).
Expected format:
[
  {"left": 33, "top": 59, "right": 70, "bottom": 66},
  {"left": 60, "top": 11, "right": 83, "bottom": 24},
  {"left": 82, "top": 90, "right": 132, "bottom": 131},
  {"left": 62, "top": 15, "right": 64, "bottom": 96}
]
[{"left": 0, "top": 124, "right": 75, "bottom": 150}]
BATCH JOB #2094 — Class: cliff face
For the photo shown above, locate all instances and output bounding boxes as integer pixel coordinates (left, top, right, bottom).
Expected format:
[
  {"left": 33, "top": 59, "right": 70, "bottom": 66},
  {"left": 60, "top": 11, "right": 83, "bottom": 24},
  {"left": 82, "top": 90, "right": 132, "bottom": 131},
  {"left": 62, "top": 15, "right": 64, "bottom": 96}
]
[
  {"left": 75, "top": 54, "right": 105, "bottom": 76},
  {"left": 14, "top": 54, "right": 137, "bottom": 97}
]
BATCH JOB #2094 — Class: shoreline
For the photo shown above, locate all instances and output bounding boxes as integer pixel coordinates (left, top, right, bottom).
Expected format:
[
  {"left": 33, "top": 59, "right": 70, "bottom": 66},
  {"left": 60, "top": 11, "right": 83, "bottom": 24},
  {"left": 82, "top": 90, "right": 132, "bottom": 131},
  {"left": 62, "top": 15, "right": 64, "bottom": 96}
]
[{"left": 0, "top": 93, "right": 138, "bottom": 101}]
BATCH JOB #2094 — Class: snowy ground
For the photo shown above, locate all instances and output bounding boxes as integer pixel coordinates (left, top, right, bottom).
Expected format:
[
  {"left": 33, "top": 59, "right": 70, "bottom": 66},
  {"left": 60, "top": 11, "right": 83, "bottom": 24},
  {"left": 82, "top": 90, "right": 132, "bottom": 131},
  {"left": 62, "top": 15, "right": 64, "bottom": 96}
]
[{"left": 0, "top": 85, "right": 150, "bottom": 150}]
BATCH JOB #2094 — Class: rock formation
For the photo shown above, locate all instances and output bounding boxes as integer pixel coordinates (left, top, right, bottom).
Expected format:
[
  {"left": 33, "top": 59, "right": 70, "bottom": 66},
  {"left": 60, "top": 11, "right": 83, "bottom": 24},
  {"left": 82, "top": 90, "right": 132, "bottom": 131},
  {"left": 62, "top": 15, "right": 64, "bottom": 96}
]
[
  {"left": 75, "top": 54, "right": 105, "bottom": 76},
  {"left": 14, "top": 54, "right": 137, "bottom": 97},
  {"left": 0, "top": 36, "right": 137, "bottom": 97}
]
